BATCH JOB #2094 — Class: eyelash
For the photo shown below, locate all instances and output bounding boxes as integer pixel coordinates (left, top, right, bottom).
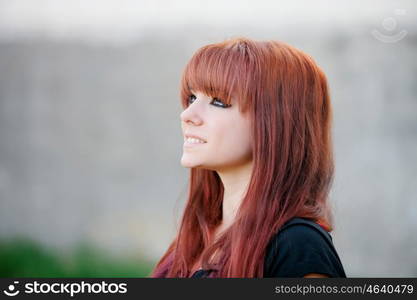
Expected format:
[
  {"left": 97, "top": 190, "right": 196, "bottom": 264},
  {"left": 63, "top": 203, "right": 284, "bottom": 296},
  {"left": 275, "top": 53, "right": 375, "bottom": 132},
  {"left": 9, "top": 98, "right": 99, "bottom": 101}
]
[{"left": 187, "top": 94, "right": 231, "bottom": 108}]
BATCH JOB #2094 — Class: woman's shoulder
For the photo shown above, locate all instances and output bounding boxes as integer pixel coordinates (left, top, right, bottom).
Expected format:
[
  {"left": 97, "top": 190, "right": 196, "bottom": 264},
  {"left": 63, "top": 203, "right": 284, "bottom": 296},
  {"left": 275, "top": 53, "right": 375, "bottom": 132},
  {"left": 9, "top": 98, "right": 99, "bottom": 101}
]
[
  {"left": 274, "top": 217, "right": 333, "bottom": 244},
  {"left": 266, "top": 217, "right": 335, "bottom": 261},
  {"left": 263, "top": 217, "right": 346, "bottom": 278}
]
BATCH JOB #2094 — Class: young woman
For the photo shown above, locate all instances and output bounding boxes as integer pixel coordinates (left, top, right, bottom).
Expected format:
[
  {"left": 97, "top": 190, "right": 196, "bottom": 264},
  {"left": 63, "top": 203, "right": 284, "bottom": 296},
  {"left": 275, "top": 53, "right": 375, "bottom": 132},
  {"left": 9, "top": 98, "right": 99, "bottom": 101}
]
[{"left": 151, "top": 37, "right": 346, "bottom": 278}]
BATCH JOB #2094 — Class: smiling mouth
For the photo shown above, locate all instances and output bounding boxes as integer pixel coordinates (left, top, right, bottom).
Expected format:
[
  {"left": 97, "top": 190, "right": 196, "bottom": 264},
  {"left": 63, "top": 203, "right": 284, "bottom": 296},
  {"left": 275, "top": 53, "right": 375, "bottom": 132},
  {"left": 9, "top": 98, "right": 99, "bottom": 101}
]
[
  {"left": 183, "top": 137, "right": 207, "bottom": 147},
  {"left": 184, "top": 136, "right": 207, "bottom": 143}
]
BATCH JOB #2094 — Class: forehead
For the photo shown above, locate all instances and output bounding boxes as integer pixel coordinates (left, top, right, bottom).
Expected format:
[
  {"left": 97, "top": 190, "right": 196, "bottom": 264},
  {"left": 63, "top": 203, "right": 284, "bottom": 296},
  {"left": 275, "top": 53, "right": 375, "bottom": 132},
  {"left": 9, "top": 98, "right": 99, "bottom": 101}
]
[{"left": 181, "top": 45, "right": 253, "bottom": 114}]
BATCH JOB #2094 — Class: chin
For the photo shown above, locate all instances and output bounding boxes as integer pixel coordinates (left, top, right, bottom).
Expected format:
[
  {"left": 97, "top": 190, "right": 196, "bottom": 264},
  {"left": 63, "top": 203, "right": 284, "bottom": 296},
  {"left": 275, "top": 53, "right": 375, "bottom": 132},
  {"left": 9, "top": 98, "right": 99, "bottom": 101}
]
[
  {"left": 181, "top": 158, "right": 198, "bottom": 168},
  {"left": 181, "top": 159, "right": 210, "bottom": 169}
]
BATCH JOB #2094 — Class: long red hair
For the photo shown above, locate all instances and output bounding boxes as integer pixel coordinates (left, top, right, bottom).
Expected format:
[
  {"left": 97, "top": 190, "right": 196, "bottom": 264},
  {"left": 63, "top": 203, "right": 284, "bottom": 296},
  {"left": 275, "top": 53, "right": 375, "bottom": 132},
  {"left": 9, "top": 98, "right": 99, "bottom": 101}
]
[{"left": 151, "top": 37, "right": 335, "bottom": 278}]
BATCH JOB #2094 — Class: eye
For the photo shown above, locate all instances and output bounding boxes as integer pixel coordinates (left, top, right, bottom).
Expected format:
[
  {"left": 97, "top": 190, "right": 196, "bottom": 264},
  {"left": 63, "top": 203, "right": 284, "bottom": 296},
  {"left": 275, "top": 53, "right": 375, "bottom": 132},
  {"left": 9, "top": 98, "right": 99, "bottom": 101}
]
[
  {"left": 186, "top": 94, "right": 232, "bottom": 108},
  {"left": 187, "top": 94, "right": 197, "bottom": 105},
  {"left": 211, "top": 97, "right": 232, "bottom": 108}
]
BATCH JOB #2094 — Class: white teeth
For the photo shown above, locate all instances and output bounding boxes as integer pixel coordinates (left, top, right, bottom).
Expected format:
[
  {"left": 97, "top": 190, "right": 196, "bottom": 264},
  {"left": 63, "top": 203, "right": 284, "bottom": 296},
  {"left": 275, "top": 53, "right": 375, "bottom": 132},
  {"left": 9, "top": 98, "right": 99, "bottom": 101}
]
[{"left": 185, "top": 137, "right": 205, "bottom": 144}]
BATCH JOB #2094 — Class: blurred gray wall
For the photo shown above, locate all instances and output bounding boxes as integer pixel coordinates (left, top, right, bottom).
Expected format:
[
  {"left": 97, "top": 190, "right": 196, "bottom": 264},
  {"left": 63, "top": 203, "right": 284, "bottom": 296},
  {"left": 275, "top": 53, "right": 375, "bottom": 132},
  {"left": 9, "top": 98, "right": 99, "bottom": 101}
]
[{"left": 0, "top": 0, "right": 416, "bottom": 276}]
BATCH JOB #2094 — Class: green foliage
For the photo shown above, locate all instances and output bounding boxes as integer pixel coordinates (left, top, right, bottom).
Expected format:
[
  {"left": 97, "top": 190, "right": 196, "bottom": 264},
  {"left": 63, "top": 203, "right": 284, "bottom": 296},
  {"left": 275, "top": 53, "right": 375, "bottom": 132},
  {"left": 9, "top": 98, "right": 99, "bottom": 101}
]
[{"left": 0, "top": 238, "right": 155, "bottom": 277}]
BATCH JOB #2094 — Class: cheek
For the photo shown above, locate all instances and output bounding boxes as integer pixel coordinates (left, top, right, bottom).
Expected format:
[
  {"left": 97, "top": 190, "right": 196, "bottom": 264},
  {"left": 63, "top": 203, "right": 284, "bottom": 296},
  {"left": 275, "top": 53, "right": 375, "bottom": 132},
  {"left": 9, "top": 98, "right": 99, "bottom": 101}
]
[
  {"left": 221, "top": 122, "right": 252, "bottom": 154},
  {"left": 234, "top": 121, "right": 253, "bottom": 156},
  {"left": 205, "top": 113, "right": 252, "bottom": 159},
  {"left": 235, "top": 133, "right": 252, "bottom": 157}
]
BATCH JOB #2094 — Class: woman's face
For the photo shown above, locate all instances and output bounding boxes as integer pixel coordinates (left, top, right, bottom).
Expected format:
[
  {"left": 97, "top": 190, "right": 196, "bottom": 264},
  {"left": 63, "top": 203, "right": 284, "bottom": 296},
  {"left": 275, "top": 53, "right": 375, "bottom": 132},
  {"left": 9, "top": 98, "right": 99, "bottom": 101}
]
[{"left": 180, "top": 90, "right": 253, "bottom": 172}]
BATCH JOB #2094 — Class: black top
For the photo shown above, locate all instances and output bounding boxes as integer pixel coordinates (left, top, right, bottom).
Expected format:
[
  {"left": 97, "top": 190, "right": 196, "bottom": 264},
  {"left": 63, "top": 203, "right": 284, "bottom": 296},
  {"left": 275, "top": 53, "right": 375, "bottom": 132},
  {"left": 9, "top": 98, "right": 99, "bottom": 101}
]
[{"left": 191, "top": 217, "right": 346, "bottom": 278}]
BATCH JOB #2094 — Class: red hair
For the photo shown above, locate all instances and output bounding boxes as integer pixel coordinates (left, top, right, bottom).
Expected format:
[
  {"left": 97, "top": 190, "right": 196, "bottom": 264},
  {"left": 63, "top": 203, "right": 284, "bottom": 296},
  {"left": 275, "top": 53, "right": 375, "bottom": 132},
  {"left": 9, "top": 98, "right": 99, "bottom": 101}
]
[{"left": 151, "top": 37, "right": 335, "bottom": 278}]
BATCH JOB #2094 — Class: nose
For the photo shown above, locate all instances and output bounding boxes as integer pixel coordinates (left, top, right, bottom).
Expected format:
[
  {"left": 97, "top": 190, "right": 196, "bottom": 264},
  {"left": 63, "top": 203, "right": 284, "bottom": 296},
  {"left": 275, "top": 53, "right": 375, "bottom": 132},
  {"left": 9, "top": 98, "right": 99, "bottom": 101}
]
[{"left": 180, "top": 102, "right": 203, "bottom": 126}]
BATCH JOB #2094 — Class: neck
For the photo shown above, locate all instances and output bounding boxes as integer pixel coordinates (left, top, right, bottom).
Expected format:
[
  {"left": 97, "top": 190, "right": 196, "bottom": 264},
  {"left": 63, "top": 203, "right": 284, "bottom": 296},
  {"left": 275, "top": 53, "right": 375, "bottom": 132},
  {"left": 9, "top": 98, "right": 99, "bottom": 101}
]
[{"left": 216, "top": 159, "right": 253, "bottom": 229}]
